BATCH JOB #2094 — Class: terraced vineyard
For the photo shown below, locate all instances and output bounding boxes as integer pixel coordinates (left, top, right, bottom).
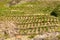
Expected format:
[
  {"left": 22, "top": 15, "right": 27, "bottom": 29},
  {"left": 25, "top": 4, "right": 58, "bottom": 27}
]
[
  {"left": 0, "top": 15, "right": 59, "bottom": 35},
  {"left": 14, "top": 15, "right": 59, "bottom": 35}
]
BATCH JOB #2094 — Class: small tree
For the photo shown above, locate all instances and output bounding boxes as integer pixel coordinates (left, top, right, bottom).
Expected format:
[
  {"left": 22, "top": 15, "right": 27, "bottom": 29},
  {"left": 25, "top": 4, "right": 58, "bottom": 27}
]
[{"left": 50, "top": 11, "right": 58, "bottom": 17}]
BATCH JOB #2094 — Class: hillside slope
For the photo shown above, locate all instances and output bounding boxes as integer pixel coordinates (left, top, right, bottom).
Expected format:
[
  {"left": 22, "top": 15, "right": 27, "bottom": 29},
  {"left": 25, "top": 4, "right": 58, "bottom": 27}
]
[{"left": 0, "top": 0, "right": 60, "bottom": 40}]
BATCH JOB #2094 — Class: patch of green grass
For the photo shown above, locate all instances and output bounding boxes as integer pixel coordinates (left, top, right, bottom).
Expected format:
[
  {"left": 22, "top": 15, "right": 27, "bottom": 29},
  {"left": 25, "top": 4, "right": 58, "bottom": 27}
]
[
  {"left": 0, "top": 1, "right": 59, "bottom": 16},
  {"left": 28, "top": 35, "right": 36, "bottom": 39}
]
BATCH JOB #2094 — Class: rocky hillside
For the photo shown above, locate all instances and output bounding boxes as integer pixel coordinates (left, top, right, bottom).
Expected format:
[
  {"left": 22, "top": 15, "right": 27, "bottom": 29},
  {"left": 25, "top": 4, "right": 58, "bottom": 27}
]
[{"left": 0, "top": 0, "right": 60, "bottom": 40}]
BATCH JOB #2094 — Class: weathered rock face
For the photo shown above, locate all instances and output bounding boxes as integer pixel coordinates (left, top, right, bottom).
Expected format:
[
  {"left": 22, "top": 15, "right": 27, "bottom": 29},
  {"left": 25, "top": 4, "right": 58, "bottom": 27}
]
[
  {"left": 33, "top": 32, "right": 60, "bottom": 40},
  {"left": 0, "top": 21, "right": 19, "bottom": 39}
]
